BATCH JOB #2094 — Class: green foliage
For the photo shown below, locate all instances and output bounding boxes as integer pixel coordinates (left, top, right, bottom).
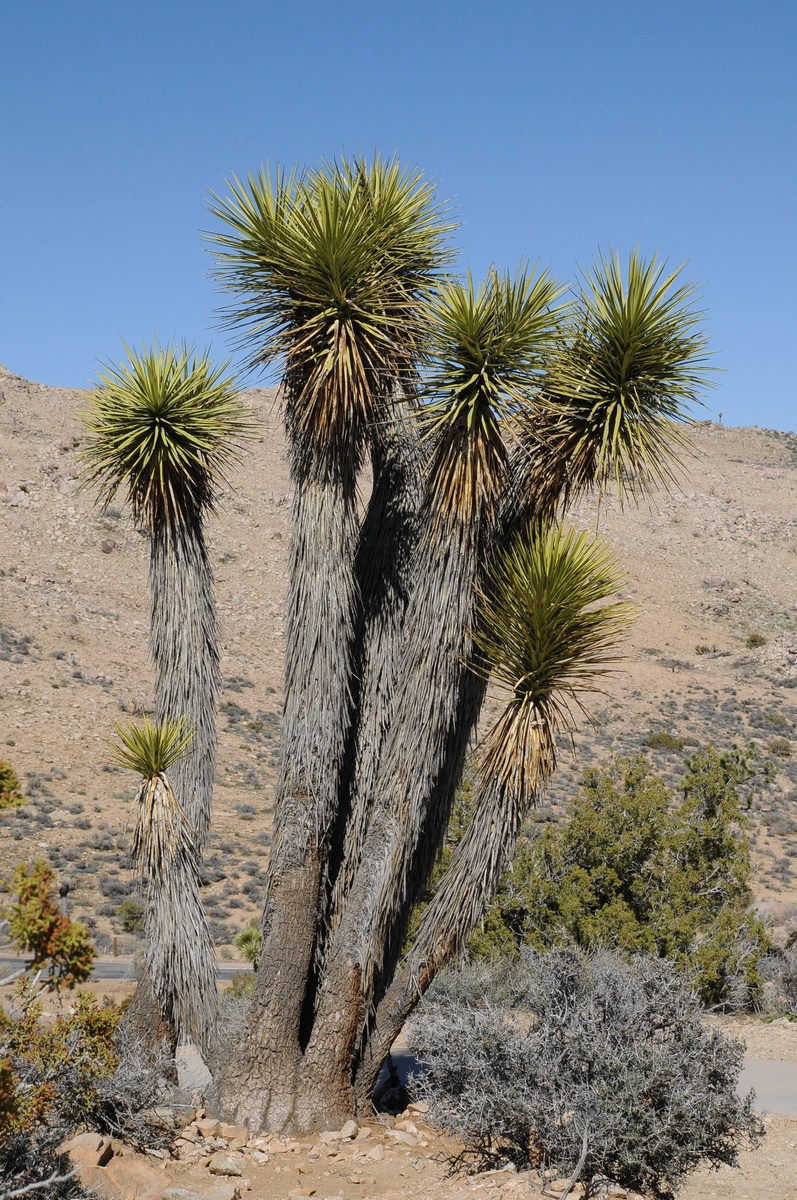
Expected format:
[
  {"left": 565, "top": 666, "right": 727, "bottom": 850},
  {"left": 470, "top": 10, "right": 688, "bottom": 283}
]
[
  {"left": 0, "top": 986, "right": 122, "bottom": 1136},
  {"left": 540, "top": 249, "right": 711, "bottom": 497},
  {"left": 110, "top": 714, "right": 194, "bottom": 778},
  {"left": 644, "top": 730, "right": 685, "bottom": 751},
  {"left": 421, "top": 267, "right": 564, "bottom": 519},
  {"left": 0, "top": 759, "right": 24, "bottom": 811},
  {"left": 745, "top": 631, "right": 766, "bottom": 648},
  {"left": 81, "top": 340, "right": 251, "bottom": 531},
  {"left": 769, "top": 736, "right": 791, "bottom": 758},
  {"left": 117, "top": 897, "right": 145, "bottom": 933},
  {"left": 208, "top": 152, "right": 452, "bottom": 442},
  {"left": 474, "top": 748, "right": 769, "bottom": 1008},
  {"left": 235, "top": 923, "right": 262, "bottom": 968},
  {"left": 3, "top": 861, "right": 96, "bottom": 991},
  {"left": 228, "top": 970, "right": 256, "bottom": 999}
]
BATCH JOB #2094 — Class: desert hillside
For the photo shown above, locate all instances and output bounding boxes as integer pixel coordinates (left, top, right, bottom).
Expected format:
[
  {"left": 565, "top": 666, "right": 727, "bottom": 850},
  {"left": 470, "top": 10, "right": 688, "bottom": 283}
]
[{"left": 2, "top": 360, "right": 797, "bottom": 952}]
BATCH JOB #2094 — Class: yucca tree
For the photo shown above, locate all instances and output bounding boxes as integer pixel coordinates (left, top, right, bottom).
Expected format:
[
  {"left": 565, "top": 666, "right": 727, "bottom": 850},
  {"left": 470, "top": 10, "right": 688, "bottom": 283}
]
[
  {"left": 111, "top": 718, "right": 219, "bottom": 1056},
  {"left": 207, "top": 153, "right": 452, "bottom": 1126},
  {"left": 200, "top": 152, "right": 712, "bottom": 1132},
  {"left": 299, "top": 266, "right": 566, "bottom": 1124},
  {"left": 355, "top": 522, "right": 633, "bottom": 1099},
  {"left": 81, "top": 342, "right": 250, "bottom": 1049}
]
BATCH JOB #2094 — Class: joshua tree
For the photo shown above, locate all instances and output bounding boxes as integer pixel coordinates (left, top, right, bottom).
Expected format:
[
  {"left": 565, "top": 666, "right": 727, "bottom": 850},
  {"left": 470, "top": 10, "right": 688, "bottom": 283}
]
[
  {"left": 111, "top": 716, "right": 219, "bottom": 1056},
  {"left": 207, "top": 154, "right": 452, "bottom": 1122},
  {"left": 201, "top": 142, "right": 710, "bottom": 1135},
  {"left": 74, "top": 147, "right": 708, "bottom": 1129},
  {"left": 81, "top": 342, "right": 250, "bottom": 1050}
]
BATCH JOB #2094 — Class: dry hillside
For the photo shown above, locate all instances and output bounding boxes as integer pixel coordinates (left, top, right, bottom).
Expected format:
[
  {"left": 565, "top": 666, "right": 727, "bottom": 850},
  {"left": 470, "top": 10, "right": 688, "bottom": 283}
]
[{"left": 2, "top": 360, "right": 797, "bottom": 955}]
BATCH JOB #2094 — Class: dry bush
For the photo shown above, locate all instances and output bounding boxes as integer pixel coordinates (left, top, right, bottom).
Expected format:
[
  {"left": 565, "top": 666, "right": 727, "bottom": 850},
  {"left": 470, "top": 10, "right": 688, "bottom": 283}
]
[{"left": 408, "top": 948, "right": 764, "bottom": 1199}]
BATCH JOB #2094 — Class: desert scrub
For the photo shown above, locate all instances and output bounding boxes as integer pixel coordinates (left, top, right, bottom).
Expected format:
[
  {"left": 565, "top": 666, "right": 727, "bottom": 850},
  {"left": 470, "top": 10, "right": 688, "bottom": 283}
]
[
  {"left": 644, "top": 730, "right": 685, "bottom": 751},
  {"left": 0, "top": 759, "right": 24, "bottom": 811},
  {"left": 0, "top": 984, "right": 170, "bottom": 1194},
  {"left": 117, "top": 897, "right": 145, "bottom": 933},
  {"left": 409, "top": 948, "right": 764, "bottom": 1197},
  {"left": 745, "top": 631, "right": 766, "bottom": 648},
  {"left": 466, "top": 749, "right": 770, "bottom": 1009}
]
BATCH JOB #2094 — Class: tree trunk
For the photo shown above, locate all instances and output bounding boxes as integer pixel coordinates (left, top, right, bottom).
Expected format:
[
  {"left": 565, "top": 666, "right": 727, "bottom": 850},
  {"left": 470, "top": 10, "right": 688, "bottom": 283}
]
[
  {"left": 211, "top": 435, "right": 362, "bottom": 1128},
  {"left": 129, "top": 519, "right": 221, "bottom": 1053},
  {"left": 151, "top": 520, "right": 220, "bottom": 849},
  {"left": 300, "top": 514, "right": 483, "bottom": 1100}
]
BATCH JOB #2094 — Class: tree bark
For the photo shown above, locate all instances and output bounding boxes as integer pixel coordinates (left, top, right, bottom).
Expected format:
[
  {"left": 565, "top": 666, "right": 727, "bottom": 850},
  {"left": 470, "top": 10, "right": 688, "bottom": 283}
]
[{"left": 211, "top": 438, "right": 361, "bottom": 1128}]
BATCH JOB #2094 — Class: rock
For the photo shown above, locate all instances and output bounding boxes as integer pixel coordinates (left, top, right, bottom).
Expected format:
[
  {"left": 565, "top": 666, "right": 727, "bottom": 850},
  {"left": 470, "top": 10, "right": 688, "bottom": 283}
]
[
  {"left": 101, "top": 538, "right": 116, "bottom": 553},
  {"left": 407, "top": 1100, "right": 430, "bottom": 1114},
  {"left": 339, "top": 1119, "right": 359, "bottom": 1140},
  {"left": 366, "top": 1144, "right": 385, "bottom": 1162},
  {"left": 58, "top": 1130, "right": 114, "bottom": 1168},
  {"left": 219, "top": 1123, "right": 249, "bottom": 1142},
  {"left": 387, "top": 1129, "right": 418, "bottom": 1145},
  {"left": 196, "top": 1118, "right": 222, "bottom": 1138},
  {"left": 318, "top": 1130, "right": 340, "bottom": 1144},
  {"left": 100, "top": 1154, "right": 173, "bottom": 1200},
  {"left": 208, "top": 1152, "right": 245, "bottom": 1177},
  {"left": 354, "top": 1127, "right": 371, "bottom": 1140}
]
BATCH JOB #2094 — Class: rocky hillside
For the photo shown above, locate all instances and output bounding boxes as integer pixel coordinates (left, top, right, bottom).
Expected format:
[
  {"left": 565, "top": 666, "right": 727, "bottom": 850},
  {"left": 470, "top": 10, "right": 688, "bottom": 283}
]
[{"left": 2, "top": 361, "right": 797, "bottom": 953}]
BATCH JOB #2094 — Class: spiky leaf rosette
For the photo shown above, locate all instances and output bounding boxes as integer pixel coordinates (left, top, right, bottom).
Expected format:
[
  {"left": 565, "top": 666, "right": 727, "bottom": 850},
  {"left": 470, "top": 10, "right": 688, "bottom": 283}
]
[
  {"left": 524, "top": 249, "right": 711, "bottom": 506},
  {"left": 422, "top": 266, "right": 565, "bottom": 523},
  {"left": 111, "top": 717, "right": 196, "bottom": 882},
  {"left": 475, "top": 521, "right": 634, "bottom": 792},
  {"left": 81, "top": 342, "right": 251, "bottom": 531},
  {"left": 207, "top": 152, "right": 454, "bottom": 455}
]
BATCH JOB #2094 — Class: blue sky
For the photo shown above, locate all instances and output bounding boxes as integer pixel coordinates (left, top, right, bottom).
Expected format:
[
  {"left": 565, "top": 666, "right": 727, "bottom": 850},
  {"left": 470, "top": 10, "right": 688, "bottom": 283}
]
[{"left": 1, "top": 1, "right": 795, "bottom": 430}]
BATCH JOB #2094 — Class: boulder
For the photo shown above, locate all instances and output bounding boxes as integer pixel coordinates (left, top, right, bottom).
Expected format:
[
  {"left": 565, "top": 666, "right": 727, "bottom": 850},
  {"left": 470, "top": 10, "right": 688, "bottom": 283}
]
[{"left": 208, "top": 1151, "right": 246, "bottom": 1177}]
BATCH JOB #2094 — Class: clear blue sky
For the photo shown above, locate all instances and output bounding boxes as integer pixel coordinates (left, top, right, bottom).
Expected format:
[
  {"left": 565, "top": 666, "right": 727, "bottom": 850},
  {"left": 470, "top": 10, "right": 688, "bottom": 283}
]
[{"left": 2, "top": 1, "right": 795, "bottom": 430}]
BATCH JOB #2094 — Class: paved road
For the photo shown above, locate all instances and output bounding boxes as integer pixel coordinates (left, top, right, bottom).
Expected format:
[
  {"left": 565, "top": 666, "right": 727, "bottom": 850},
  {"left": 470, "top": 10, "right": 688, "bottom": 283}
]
[{"left": 0, "top": 955, "right": 250, "bottom": 983}]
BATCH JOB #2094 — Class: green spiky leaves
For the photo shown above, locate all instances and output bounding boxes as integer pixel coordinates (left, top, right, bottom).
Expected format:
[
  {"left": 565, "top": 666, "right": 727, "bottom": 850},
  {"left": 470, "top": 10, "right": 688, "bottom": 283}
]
[
  {"left": 110, "top": 717, "right": 196, "bottom": 882},
  {"left": 476, "top": 522, "right": 634, "bottom": 793},
  {"left": 110, "top": 715, "right": 194, "bottom": 779},
  {"left": 423, "top": 266, "right": 564, "bottom": 521},
  {"left": 533, "top": 249, "right": 711, "bottom": 500},
  {"left": 81, "top": 342, "right": 252, "bottom": 531},
  {"left": 207, "top": 152, "right": 454, "bottom": 454}
]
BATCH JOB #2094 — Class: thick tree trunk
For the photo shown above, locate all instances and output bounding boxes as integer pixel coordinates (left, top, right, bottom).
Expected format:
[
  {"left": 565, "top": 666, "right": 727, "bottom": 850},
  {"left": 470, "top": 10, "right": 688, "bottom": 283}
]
[
  {"left": 121, "top": 968, "right": 178, "bottom": 1083},
  {"left": 322, "top": 399, "right": 422, "bottom": 949},
  {"left": 301, "top": 516, "right": 482, "bottom": 1098},
  {"left": 211, "top": 442, "right": 361, "bottom": 1129}
]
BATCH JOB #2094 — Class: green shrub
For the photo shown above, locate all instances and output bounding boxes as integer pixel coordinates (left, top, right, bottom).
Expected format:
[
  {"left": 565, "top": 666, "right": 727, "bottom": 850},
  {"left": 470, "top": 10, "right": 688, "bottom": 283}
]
[
  {"left": 0, "top": 760, "right": 24, "bottom": 811},
  {"left": 2, "top": 861, "right": 96, "bottom": 991},
  {"left": 117, "top": 897, "right": 145, "bottom": 933},
  {"left": 410, "top": 949, "right": 764, "bottom": 1197},
  {"left": 228, "top": 970, "right": 256, "bottom": 999},
  {"left": 769, "top": 737, "right": 791, "bottom": 758},
  {"left": 644, "top": 730, "right": 685, "bottom": 751},
  {"left": 471, "top": 748, "right": 769, "bottom": 1009},
  {"left": 746, "top": 632, "right": 766, "bottom": 648}
]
